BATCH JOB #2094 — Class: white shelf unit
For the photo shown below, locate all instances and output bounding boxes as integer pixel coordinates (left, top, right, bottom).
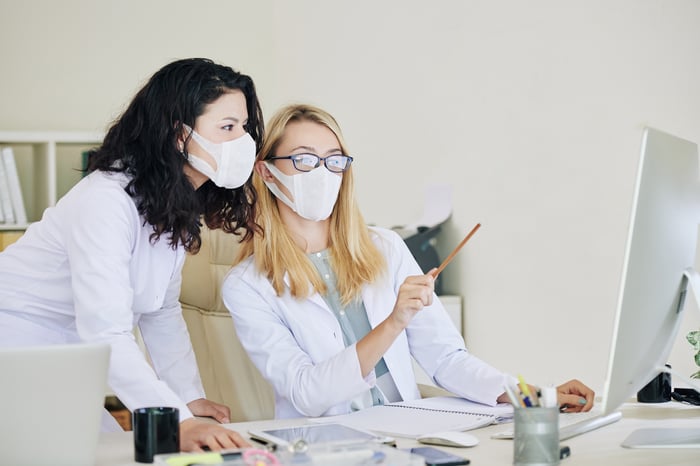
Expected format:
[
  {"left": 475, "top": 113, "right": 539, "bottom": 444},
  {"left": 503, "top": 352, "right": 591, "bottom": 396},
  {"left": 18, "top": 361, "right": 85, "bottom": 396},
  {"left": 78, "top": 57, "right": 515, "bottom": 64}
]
[{"left": 0, "top": 131, "right": 103, "bottom": 231}]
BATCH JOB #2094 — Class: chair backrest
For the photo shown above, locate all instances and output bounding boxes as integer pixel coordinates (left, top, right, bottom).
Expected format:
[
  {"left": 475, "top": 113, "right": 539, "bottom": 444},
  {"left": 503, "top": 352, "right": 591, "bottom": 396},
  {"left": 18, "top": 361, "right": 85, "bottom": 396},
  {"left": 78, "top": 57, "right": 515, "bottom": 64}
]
[{"left": 180, "top": 226, "right": 274, "bottom": 421}]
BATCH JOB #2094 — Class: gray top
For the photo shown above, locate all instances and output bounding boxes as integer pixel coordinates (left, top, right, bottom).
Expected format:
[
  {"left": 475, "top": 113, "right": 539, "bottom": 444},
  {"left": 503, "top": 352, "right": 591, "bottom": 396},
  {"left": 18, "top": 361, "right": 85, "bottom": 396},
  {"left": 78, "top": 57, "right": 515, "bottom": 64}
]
[{"left": 308, "top": 249, "right": 389, "bottom": 405}]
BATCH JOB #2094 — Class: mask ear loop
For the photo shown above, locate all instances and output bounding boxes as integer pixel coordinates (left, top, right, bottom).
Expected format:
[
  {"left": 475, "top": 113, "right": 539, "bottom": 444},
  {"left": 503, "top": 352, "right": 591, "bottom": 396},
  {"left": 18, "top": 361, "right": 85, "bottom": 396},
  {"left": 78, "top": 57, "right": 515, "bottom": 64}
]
[
  {"left": 262, "top": 161, "right": 298, "bottom": 212},
  {"left": 177, "top": 123, "right": 194, "bottom": 158}
]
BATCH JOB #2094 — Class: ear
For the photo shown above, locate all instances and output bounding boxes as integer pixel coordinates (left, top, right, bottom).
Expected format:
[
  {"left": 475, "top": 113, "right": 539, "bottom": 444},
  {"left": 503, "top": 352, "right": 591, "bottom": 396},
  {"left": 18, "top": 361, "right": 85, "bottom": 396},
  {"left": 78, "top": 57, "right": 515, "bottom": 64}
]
[
  {"left": 175, "top": 125, "right": 186, "bottom": 153},
  {"left": 256, "top": 160, "right": 274, "bottom": 181}
]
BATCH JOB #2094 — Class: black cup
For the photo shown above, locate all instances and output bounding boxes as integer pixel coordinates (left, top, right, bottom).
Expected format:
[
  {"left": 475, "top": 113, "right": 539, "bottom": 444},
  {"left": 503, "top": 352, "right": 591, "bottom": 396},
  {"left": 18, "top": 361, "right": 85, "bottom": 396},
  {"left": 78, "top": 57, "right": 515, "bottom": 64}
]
[
  {"left": 133, "top": 407, "right": 180, "bottom": 463},
  {"left": 637, "top": 365, "right": 672, "bottom": 403}
]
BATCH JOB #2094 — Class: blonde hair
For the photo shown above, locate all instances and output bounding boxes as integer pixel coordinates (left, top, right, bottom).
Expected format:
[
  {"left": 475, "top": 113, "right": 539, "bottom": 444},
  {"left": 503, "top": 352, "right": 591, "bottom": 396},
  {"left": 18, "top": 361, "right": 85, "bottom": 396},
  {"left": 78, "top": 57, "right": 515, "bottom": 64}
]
[{"left": 236, "top": 104, "right": 385, "bottom": 305}]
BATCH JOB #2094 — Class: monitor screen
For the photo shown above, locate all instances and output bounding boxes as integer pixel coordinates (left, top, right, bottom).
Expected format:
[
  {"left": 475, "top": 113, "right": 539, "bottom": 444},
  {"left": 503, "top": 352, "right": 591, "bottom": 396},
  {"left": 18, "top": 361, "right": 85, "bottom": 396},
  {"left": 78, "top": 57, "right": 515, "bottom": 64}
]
[{"left": 601, "top": 127, "right": 700, "bottom": 435}]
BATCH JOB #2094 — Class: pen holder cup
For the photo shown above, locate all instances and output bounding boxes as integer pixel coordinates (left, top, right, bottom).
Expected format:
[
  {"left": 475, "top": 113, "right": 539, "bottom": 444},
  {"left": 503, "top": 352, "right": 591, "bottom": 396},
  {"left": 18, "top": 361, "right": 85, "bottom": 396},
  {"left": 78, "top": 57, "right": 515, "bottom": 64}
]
[
  {"left": 133, "top": 407, "right": 179, "bottom": 463},
  {"left": 513, "top": 407, "right": 560, "bottom": 466}
]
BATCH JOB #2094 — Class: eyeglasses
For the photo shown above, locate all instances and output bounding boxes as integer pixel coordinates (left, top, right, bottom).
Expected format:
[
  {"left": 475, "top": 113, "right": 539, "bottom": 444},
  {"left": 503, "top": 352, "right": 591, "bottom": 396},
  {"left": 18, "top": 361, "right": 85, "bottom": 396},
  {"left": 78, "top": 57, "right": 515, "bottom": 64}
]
[{"left": 266, "top": 153, "right": 353, "bottom": 173}]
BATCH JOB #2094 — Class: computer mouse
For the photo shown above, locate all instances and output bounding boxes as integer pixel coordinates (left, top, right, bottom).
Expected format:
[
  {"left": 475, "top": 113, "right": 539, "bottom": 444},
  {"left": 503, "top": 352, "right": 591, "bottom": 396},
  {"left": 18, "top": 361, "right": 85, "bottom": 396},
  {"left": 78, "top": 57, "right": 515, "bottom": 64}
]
[{"left": 417, "top": 431, "right": 480, "bottom": 448}]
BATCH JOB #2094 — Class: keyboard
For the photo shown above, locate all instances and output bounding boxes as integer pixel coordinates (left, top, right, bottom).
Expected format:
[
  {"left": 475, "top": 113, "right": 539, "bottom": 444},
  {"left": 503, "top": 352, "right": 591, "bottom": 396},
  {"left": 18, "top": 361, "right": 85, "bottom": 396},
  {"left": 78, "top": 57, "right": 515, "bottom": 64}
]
[{"left": 491, "top": 410, "right": 622, "bottom": 440}]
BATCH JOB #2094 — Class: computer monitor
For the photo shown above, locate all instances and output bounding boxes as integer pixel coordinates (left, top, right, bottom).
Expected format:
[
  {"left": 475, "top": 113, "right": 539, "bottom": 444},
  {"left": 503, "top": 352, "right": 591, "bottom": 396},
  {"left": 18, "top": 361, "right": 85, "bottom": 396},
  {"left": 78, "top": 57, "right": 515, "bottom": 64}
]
[{"left": 601, "top": 127, "right": 700, "bottom": 447}]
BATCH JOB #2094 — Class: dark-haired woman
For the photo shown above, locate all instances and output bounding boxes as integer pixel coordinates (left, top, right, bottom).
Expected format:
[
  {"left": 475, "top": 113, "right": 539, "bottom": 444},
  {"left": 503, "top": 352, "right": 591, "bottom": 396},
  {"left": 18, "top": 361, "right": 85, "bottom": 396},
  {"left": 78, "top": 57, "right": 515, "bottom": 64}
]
[{"left": 0, "top": 58, "right": 262, "bottom": 451}]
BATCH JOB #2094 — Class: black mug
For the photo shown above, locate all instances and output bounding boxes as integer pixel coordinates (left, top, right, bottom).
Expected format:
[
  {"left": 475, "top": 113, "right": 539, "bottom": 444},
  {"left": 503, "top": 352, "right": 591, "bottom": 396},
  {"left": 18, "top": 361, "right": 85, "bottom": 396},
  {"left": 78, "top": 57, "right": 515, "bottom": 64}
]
[
  {"left": 637, "top": 365, "right": 672, "bottom": 403},
  {"left": 133, "top": 407, "right": 180, "bottom": 463}
]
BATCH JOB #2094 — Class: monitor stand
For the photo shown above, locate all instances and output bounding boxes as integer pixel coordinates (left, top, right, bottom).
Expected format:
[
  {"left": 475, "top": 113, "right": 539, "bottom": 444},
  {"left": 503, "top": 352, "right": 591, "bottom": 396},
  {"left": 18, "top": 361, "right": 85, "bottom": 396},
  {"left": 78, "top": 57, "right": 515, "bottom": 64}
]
[
  {"left": 622, "top": 428, "right": 700, "bottom": 448},
  {"left": 621, "top": 268, "right": 700, "bottom": 449}
]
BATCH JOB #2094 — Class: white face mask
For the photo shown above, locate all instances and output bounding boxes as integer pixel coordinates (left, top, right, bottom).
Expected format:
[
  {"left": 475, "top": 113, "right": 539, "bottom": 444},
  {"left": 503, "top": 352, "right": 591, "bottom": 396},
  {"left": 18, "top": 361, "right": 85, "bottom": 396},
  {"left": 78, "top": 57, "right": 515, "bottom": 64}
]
[
  {"left": 263, "top": 161, "right": 342, "bottom": 221},
  {"left": 184, "top": 124, "right": 256, "bottom": 189}
]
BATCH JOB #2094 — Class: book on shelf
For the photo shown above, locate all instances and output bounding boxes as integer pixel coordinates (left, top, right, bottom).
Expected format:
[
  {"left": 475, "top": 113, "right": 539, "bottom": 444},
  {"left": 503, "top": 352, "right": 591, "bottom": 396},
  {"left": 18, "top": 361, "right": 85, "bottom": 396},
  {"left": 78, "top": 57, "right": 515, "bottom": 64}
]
[
  {"left": 310, "top": 396, "right": 514, "bottom": 439},
  {"left": 0, "top": 231, "right": 23, "bottom": 251},
  {"left": 0, "top": 147, "right": 27, "bottom": 226},
  {"left": 0, "top": 147, "right": 15, "bottom": 224}
]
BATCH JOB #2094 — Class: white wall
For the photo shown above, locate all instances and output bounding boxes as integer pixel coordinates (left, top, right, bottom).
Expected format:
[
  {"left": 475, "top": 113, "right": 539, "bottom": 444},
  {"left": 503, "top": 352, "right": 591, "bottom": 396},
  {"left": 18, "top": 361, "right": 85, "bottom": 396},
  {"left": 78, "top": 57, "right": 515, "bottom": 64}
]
[
  {"left": 2, "top": 0, "right": 700, "bottom": 395},
  {"left": 0, "top": 1, "right": 276, "bottom": 132}
]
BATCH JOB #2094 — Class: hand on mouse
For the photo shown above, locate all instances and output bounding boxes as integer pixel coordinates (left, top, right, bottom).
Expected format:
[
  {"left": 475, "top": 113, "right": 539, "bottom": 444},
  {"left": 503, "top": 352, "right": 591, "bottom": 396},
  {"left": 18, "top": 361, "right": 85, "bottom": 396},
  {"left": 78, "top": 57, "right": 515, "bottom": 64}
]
[{"left": 557, "top": 379, "right": 595, "bottom": 412}]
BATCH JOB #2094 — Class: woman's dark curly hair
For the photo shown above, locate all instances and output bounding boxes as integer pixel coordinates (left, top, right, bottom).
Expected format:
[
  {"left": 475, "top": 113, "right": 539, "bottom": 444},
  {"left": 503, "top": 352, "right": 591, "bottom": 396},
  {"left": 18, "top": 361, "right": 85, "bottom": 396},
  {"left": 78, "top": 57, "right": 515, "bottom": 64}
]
[{"left": 87, "top": 58, "right": 263, "bottom": 253}]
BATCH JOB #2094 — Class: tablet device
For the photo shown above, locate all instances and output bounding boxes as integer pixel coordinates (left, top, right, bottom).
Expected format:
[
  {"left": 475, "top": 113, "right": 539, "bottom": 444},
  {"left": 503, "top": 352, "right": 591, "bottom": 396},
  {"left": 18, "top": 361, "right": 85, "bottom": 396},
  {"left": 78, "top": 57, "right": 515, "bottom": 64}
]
[{"left": 248, "top": 423, "right": 391, "bottom": 447}]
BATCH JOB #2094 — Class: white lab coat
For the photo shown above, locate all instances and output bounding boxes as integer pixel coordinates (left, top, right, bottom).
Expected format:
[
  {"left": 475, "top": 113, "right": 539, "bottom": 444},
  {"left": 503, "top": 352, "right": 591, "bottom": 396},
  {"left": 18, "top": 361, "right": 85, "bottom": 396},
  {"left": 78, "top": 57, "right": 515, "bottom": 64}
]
[
  {"left": 222, "top": 226, "right": 511, "bottom": 419},
  {"left": 0, "top": 171, "right": 204, "bottom": 422}
]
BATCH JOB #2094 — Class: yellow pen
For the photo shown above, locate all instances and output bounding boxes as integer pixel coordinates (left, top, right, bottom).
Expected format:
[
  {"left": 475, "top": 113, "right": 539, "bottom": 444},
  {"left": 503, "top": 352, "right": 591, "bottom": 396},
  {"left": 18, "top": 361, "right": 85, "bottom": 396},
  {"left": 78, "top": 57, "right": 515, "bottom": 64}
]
[{"left": 517, "top": 375, "right": 535, "bottom": 407}]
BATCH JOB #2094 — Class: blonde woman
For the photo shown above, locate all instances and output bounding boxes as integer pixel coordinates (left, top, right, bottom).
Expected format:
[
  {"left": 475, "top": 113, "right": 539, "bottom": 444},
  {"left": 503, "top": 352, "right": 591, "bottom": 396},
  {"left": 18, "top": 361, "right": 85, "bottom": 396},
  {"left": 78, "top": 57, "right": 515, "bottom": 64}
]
[{"left": 222, "top": 104, "right": 594, "bottom": 418}]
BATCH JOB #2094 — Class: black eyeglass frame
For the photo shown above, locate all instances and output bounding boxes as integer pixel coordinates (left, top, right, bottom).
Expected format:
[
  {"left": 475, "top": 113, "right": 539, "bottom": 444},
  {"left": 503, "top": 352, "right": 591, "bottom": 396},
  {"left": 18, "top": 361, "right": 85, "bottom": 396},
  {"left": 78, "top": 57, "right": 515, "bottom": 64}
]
[{"left": 266, "top": 153, "right": 354, "bottom": 173}]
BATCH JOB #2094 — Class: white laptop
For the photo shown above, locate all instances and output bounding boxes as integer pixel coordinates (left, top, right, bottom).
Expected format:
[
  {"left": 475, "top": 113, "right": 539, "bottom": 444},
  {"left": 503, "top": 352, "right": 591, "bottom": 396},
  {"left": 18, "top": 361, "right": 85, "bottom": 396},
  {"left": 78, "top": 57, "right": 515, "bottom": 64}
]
[{"left": 0, "top": 342, "right": 111, "bottom": 466}]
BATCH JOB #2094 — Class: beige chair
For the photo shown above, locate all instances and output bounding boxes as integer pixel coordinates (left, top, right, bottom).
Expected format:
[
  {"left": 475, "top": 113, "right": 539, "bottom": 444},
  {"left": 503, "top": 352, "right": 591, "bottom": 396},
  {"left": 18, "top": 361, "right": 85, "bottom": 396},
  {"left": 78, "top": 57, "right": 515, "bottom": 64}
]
[{"left": 179, "top": 226, "right": 274, "bottom": 422}]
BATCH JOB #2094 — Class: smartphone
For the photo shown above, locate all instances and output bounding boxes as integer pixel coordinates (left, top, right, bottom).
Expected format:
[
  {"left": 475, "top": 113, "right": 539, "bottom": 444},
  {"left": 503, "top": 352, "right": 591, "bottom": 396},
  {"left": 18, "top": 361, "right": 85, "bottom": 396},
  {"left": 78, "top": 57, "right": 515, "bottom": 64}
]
[{"left": 404, "top": 446, "right": 471, "bottom": 466}]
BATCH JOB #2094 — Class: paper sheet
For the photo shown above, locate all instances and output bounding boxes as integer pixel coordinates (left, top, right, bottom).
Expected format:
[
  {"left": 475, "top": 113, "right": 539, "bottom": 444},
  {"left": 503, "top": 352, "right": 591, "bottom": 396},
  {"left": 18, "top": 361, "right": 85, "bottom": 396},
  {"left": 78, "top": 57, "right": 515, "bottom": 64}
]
[
  {"left": 391, "top": 184, "right": 452, "bottom": 239},
  {"left": 404, "top": 184, "right": 452, "bottom": 231}
]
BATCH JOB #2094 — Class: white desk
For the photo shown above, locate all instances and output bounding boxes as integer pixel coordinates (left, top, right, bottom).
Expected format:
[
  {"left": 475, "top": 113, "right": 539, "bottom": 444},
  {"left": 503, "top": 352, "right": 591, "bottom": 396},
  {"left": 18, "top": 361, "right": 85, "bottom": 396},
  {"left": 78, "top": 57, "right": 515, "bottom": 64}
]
[{"left": 96, "top": 401, "right": 700, "bottom": 466}]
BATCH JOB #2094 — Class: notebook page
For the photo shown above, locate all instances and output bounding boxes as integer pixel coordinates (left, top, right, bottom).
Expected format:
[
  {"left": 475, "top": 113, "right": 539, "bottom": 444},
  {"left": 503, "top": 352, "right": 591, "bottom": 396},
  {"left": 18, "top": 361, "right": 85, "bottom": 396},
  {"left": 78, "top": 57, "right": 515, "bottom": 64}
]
[
  {"left": 395, "top": 396, "right": 514, "bottom": 422},
  {"left": 310, "top": 396, "right": 509, "bottom": 438}
]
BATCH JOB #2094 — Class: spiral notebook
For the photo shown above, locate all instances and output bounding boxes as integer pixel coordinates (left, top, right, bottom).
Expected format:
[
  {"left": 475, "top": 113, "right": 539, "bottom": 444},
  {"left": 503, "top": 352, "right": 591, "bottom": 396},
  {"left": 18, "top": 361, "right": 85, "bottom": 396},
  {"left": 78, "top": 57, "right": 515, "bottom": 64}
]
[{"left": 311, "top": 396, "right": 514, "bottom": 438}]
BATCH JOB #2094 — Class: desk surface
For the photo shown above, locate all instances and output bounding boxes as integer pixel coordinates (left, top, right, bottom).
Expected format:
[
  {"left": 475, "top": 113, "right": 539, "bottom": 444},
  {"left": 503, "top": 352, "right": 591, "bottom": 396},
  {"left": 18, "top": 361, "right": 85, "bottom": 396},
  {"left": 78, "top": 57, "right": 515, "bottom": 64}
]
[{"left": 97, "top": 401, "right": 700, "bottom": 466}]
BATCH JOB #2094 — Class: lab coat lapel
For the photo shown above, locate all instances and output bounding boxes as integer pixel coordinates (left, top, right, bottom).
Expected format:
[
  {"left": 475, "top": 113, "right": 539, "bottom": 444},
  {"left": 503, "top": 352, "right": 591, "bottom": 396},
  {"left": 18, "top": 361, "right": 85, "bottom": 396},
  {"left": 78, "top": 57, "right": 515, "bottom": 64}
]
[
  {"left": 361, "top": 283, "right": 389, "bottom": 328},
  {"left": 282, "top": 271, "right": 334, "bottom": 314},
  {"left": 361, "top": 281, "right": 420, "bottom": 402}
]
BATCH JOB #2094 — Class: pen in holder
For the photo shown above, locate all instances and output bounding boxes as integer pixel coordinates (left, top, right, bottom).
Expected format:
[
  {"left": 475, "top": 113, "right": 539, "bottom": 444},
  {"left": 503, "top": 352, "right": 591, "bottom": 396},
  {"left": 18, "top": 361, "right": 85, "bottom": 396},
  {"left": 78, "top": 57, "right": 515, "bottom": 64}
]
[{"left": 513, "top": 406, "right": 560, "bottom": 466}]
